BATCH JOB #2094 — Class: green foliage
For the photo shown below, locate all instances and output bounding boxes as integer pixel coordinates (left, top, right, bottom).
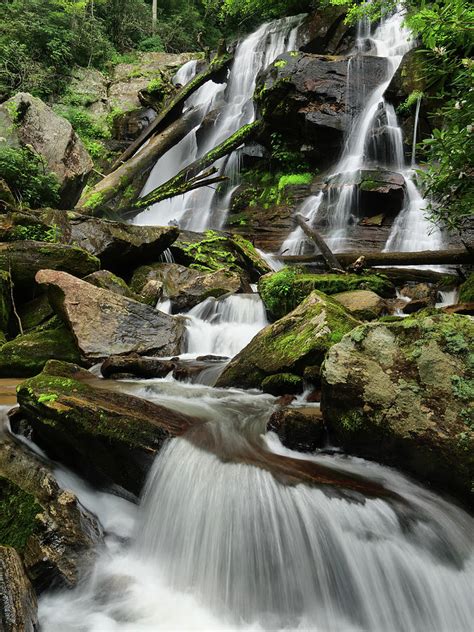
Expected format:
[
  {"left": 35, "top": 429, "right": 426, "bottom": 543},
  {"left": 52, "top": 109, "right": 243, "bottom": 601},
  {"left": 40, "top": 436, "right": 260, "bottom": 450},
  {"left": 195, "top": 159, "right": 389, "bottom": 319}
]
[
  {"left": 278, "top": 173, "right": 312, "bottom": 190},
  {"left": 54, "top": 105, "right": 111, "bottom": 160},
  {"left": 138, "top": 35, "right": 165, "bottom": 52},
  {"left": 397, "top": 89, "right": 424, "bottom": 114},
  {"left": 459, "top": 274, "right": 474, "bottom": 304},
  {"left": 270, "top": 133, "right": 309, "bottom": 171},
  {"left": 5, "top": 222, "right": 60, "bottom": 243},
  {"left": 0, "top": 147, "right": 60, "bottom": 208}
]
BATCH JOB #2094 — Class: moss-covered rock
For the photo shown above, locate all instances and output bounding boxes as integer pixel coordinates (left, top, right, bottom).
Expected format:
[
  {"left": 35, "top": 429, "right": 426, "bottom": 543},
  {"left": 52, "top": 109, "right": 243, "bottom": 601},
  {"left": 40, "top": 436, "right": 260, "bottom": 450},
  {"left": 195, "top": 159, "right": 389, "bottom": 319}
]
[
  {"left": 321, "top": 313, "right": 474, "bottom": 505},
  {"left": 0, "top": 318, "right": 81, "bottom": 377},
  {"left": 16, "top": 360, "right": 198, "bottom": 495},
  {"left": 0, "top": 477, "right": 41, "bottom": 552},
  {"left": 17, "top": 294, "right": 54, "bottom": 333},
  {"left": 216, "top": 291, "right": 360, "bottom": 390},
  {"left": 459, "top": 273, "right": 474, "bottom": 304},
  {"left": 84, "top": 269, "right": 137, "bottom": 299},
  {"left": 258, "top": 268, "right": 395, "bottom": 319},
  {"left": 332, "top": 289, "right": 386, "bottom": 321},
  {"left": 261, "top": 373, "right": 304, "bottom": 395}
]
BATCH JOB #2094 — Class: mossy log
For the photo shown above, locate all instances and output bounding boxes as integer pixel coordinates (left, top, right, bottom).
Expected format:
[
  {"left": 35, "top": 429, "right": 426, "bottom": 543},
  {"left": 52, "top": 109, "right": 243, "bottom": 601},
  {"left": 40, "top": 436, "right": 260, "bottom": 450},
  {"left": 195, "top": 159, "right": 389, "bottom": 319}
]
[
  {"left": 111, "top": 52, "right": 233, "bottom": 170},
  {"left": 77, "top": 113, "right": 198, "bottom": 212},
  {"left": 132, "top": 120, "right": 264, "bottom": 211},
  {"left": 281, "top": 248, "right": 472, "bottom": 267}
]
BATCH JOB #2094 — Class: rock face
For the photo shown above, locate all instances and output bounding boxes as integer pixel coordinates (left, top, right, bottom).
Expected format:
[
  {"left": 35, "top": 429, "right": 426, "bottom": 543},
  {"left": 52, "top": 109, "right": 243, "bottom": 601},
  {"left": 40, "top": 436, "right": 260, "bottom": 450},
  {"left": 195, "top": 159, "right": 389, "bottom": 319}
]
[
  {"left": 258, "top": 268, "right": 394, "bottom": 319},
  {"left": 256, "top": 52, "right": 388, "bottom": 162},
  {"left": 321, "top": 313, "right": 474, "bottom": 504},
  {"left": 332, "top": 290, "right": 386, "bottom": 320},
  {"left": 16, "top": 361, "right": 198, "bottom": 495},
  {"left": 0, "top": 241, "right": 100, "bottom": 287},
  {"left": 130, "top": 262, "right": 242, "bottom": 311},
  {"left": 36, "top": 269, "right": 184, "bottom": 362},
  {"left": 0, "top": 93, "right": 93, "bottom": 206},
  {"left": 0, "top": 431, "right": 101, "bottom": 591},
  {"left": 0, "top": 546, "right": 38, "bottom": 631},
  {"left": 297, "top": 6, "right": 351, "bottom": 55},
  {"left": 216, "top": 291, "right": 359, "bottom": 390}
]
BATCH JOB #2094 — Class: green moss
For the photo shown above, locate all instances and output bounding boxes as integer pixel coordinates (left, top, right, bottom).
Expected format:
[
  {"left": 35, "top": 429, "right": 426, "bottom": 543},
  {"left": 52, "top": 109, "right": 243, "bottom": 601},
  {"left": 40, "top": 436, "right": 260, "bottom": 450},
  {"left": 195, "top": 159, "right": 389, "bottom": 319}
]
[
  {"left": 459, "top": 273, "right": 474, "bottom": 303},
  {"left": 261, "top": 372, "right": 303, "bottom": 395},
  {"left": 451, "top": 375, "right": 474, "bottom": 402},
  {"left": 82, "top": 191, "right": 106, "bottom": 210},
  {"left": 0, "top": 270, "right": 11, "bottom": 333},
  {"left": 0, "top": 477, "right": 41, "bottom": 551},
  {"left": 340, "top": 410, "right": 364, "bottom": 432},
  {"left": 258, "top": 268, "right": 394, "bottom": 319},
  {"left": 278, "top": 173, "right": 312, "bottom": 190},
  {"left": 181, "top": 230, "right": 239, "bottom": 272}
]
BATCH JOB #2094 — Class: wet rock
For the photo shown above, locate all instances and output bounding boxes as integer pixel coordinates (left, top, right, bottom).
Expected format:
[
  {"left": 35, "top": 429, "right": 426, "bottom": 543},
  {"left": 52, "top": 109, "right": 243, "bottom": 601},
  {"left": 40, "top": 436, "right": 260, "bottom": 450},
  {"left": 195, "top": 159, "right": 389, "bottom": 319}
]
[
  {"left": 84, "top": 270, "right": 137, "bottom": 299},
  {"left": 400, "top": 283, "right": 437, "bottom": 302},
  {"left": 36, "top": 269, "right": 184, "bottom": 362},
  {"left": 268, "top": 406, "right": 325, "bottom": 452},
  {"left": 216, "top": 291, "right": 359, "bottom": 390},
  {"left": 0, "top": 241, "right": 100, "bottom": 288},
  {"left": 256, "top": 52, "right": 388, "bottom": 163},
  {"left": 261, "top": 373, "right": 304, "bottom": 396},
  {"left": 130, "top": 262, "right": 242, "bottom": 311},
  {"left": 0, "top": 93, "right": 93, "bottom": 207},
  {"left": 0, "top": 317, "right": 81, "bottom": 378},
  {"left": 258, "top": 268, "right": 395, "bottom": 319},
  {"left": 332, "top": 290, "right": 386, "bottom": 320},
  {"left": 297, "top": 6, "right": 352, "bottom": 55},
  {"left": 101, "top": 354, "right": 176, "bottom": 379},
  {"left": 0, "top": 270, "right": 12, "bottom": 338},
  {"left": 402, "top": 297, "right": 434, "bottom": 314},
  {"left": 321, "top": 313, "right": 474, "bottom": 504},
  {"left": 0, "top": 432, "right": 101, "bottom": 591},
  {"left": 0, "top": 546, "right": 38, "bottom": 631},
  {"left": 443, "top": 303, "right": 474, "bottom": 316},
  {"left": 112, "top": 107, "right": 156, "bottom": 142},
  {"left": 16, "top": 360, "right": 198, "bottom": 495}
]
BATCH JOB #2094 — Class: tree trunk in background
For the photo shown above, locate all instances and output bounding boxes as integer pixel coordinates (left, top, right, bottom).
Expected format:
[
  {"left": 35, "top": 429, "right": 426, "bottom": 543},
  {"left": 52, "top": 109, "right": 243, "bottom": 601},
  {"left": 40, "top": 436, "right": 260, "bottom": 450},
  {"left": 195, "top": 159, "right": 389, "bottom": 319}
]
[{"left": 152, "top": 0, "right": 157, "bottom": 35}]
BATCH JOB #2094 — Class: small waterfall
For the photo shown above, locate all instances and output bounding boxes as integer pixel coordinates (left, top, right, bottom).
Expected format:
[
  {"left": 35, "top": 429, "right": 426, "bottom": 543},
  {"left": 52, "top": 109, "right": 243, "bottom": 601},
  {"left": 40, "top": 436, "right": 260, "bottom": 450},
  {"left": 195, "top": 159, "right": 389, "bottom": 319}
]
[
  {"left": 184, "top": 294, "right": 268, "bottom": 358},
  {"left": 134, "top": 16, "right": 302, "bottom": 230},
  {"left": 280, "top": 193, "right": 323, "bottom": 256}
]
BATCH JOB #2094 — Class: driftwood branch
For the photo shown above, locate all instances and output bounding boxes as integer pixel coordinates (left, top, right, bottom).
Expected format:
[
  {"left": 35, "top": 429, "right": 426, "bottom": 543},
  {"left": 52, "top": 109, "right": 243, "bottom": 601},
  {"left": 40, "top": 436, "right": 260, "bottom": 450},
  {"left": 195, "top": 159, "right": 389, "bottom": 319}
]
[
  {"left": 111, "top": 52, "right": 233, "bottom": 170},
  {"left": 133, "top": 120, "right": 264, "bottom": 210},
  {"left": 295, "top": 214, "right": 345, "bottom": 272},
  {"left": 281, "top": 248, "right": 472, "bottom": 268}
]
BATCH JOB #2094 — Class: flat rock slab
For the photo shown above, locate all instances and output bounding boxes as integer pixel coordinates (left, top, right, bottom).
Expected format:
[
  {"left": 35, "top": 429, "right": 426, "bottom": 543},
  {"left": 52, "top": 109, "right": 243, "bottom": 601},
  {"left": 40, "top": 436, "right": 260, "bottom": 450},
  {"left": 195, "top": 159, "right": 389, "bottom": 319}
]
[
  {"left": 36, "top": 269, "right": 184, "bottom": 362},
  {"left": 16, "top": 360, "right": 200, "bottom": 495}
]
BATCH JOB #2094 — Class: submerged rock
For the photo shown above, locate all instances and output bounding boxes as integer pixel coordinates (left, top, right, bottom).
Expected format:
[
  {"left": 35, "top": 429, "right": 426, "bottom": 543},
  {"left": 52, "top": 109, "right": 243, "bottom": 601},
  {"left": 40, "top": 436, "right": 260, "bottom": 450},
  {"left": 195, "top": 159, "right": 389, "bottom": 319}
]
[
  {"left": 216, "top": 291, "right": 359, "bottom": 390},
  {"left": 36, "top": 269, "right": 184, "bottom": 362},
  {"left": 0, "top": 546, "right": 38, "bottom": 631},
  {"left": 130, "top": 262, "right": 242, "bottom": 311},
  {"left": 258, "top": 268, "right": 394, "bottom": 319},
  {"left": 0, "top": 93, "right": 93, "bottom": 207},
  {"left": 0, "top": 432, "right": 101, "bottom": 592},
  {"left": 16, "top": 360, "right": 199, "bottom": 495},
  {"left": 321, "top": 313, "right": 474, "bottom": 504}
]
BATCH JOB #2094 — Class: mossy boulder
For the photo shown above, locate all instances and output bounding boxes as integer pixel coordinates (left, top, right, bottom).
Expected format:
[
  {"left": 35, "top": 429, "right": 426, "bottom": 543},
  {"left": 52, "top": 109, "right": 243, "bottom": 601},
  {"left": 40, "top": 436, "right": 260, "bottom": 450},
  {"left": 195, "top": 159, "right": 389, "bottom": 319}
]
[
  {"left": 321, "top": 313, "right": 474, "bottom": 505},
  {"left": 258, "top": 268, "right": 394, "bottom": 319},
  {"left": 0, "top": 241, "right": 100, "bottom": 288},
  {"left": 16, "top": 360, "right": 199, "bottom": 496},
  {"left": 0, "top": 317, "right": 81, "bottom": 378},
  {"left": 0, "top": 431, "right": 100, "bottom": 591},
  {"left": 17, "top": 294, "right": 54, "bottom": 332},
  {"left": 0, "top": 546, "right": 38, "bottom": 632},
  {"left": 261, "top": 373, "right": 304, "bottom": 396},
  {"left": 332, "top": 289, "right": 386, "bottom": 321},
  {"left": 84, "top": 269, "right": 137, "bottom": 299},
  {"left": 216, "top": 291, "right": 360, "bottom": 390},
  {"left": 459, "top": 273, "right": 474, "bottom": 304},
  {"left": 130, "top": 262, "right": 243, "bottom": 311}
]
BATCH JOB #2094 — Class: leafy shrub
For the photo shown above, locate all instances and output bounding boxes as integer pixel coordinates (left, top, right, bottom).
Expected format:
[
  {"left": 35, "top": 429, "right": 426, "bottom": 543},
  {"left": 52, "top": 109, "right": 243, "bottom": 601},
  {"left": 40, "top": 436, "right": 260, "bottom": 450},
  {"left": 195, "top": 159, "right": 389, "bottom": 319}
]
[
  {"left": 138, "top": 36, "right": 165, "bottom": 52},
  {"left": 0, "top": 147, "right": 60, "bottom": 208}
]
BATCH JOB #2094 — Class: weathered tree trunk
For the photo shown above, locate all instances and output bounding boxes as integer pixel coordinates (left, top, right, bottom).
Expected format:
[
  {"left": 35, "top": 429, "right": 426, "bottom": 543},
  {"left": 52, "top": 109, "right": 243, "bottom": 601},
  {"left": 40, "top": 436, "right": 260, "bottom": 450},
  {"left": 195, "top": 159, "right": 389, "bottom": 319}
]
[
  {"left": 295, "top": 214, "right": 345, "bottom": 272},
  {"left": 281, "top": 248, "right": 472, "bottom": 267},
  {"left": 111, "top": 52, "right": 233, "bottom": 170},
  {"left": 76, "top": 113, "right": 197, "bottom": 212},
  {"left": 132, "top": 120, "right": 264, "bottom": 210}
]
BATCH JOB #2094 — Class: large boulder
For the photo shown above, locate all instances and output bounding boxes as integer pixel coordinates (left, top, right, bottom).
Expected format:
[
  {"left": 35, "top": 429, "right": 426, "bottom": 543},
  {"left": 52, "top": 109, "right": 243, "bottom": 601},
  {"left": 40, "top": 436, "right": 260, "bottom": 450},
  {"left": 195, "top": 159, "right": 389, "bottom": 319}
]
[
  {"left": 16, "top": 361, "right": 198, "bottom": 495},
  {"left": 321, "top": 313, "right": 474, "bottom": 504},
  {"left": 0, "top": 432, "right": 101, "bottom": 592},
  {"left": 0, "top": 241, "right": 99, "bottom": 288},
  {"left": 0, "top": 546, "right": 38, "bottom": 631},
  {"left": 0, "top": 317, "right": 81, "bottom": 377},
  {"left": 255, "top": 52, "right": 388, "bottom": 162},
  {"left": 36, "top": 269, "right": 184, "bottom": 362},
  {"left": 332, "top": 289, "right": 386, "bottom": 320},
  {"left": 0, "top": 93, "right": 93, "bottom": 207},
  {"left": 130, "top": 262, "right": 243, "bottom": 311},
  {"left": 216, "top": 291, "right": 359, "bottom": 390},
  {"left": 258, "top": 268, "right": 394, "bottom": 319}
]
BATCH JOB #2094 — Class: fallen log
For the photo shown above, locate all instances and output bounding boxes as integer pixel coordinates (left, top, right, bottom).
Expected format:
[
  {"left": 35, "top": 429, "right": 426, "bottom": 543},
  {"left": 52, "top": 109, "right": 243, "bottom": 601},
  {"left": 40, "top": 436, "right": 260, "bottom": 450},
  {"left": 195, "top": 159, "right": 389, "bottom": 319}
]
[
  {"left": 111, "top": 52, "right": 233, "bottom": 170},
  {"left": 132, "top": 120, "right": 264, "bottom": 210},
  {"left": 372, "top": 267, "right": 459, "bottom": 286},
  {"left": 77, "top": 112, "right": 199, "bottom": 212},
  {"left": 281, "top": 248, "right": 473, "bottom": 267},
  {"left": 295, "top": 214, "right": 344, "bottom": 272}
]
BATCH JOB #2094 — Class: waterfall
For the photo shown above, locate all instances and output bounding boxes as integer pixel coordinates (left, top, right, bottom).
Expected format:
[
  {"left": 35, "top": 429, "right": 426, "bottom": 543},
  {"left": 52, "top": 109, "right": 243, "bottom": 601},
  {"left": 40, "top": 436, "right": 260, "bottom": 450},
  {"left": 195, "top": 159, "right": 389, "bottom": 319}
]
[
  {"left": 134, "top": 16, "right": 302, "bottom": 230},
  {"left": 280, "top": 193, "right": 323, "bottom": 256}
]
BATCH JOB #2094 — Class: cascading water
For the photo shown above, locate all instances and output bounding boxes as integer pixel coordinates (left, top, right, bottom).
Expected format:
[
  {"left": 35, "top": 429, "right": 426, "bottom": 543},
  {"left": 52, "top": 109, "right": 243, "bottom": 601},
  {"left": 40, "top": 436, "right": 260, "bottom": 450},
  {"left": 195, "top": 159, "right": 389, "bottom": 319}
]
[
  {"left": 134, "top": 16, "right": 302, "bottom": 230},
  {"left": 281, "top": 193, "right": 323, "bottom": 256}
]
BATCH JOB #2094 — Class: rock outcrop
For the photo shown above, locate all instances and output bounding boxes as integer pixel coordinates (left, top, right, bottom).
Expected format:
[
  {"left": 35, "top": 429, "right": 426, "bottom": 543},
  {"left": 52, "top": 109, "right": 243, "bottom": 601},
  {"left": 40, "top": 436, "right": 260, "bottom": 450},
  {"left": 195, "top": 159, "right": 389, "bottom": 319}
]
[
  {"left": 0, "top": 93, "right": 93, "bottom": 206},
  {"left": 36, "top": 269, "right": 184, "bottom": 362},
  {"left": 16, "top": 360, "right": 198, "bottom": 495},
  {"left": 0, "top": 546, "right": 38, "bottom": 631},
  {"left": 321, "top": 313, "right": 474, "bottom": 504},
  {"left": 216, "top": 291, "right": 359, "bottom": 390}
]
